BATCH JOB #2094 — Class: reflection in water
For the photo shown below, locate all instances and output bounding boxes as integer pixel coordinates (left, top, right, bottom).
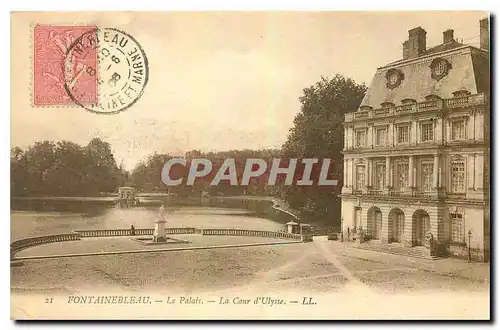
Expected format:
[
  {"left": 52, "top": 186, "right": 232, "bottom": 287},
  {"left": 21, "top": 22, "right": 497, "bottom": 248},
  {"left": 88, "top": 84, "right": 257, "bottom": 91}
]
[{"left": 11, "top": 198, "right": 287, "bottom": 240}]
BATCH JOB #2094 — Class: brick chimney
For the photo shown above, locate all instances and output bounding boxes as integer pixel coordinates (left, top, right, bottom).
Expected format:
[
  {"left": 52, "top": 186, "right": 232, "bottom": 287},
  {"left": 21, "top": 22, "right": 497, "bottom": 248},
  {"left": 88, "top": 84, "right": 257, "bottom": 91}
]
[
  {"left": 480, "top": 18, "right": 489, "bottom": 51},
  {"left": 403, "top": 40, "right": 409, "bottom": 59},
  {"left": 443, "top": 29, "right": 454, "bottom": 44},
  {"left": 403, "top": 27, "right": 427, "bottom": 59}
]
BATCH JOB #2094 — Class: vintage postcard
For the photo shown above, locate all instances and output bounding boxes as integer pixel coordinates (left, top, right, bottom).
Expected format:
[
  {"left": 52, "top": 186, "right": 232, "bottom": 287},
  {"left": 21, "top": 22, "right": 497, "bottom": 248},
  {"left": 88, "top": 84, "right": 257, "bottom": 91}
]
[{"left": 10, "top": 11, "right": 490, "bottom": 320}]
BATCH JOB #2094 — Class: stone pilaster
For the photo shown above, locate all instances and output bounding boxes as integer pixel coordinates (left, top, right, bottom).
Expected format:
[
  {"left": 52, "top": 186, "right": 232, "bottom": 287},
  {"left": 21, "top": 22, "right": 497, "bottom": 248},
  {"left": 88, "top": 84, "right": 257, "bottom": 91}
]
[
  {"left": 433, "top": 154, "right": 439, "bottom": 188},
  {"left": 385, "top": 156, "right": 391, "bottom": 189}
]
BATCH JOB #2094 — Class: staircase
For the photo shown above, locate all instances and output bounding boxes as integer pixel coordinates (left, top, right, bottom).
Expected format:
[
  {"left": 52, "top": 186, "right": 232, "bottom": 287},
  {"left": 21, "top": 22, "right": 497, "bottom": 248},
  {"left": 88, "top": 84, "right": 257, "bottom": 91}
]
[{"left": 351, "top": 242, "right": 441, "bottom": 260}]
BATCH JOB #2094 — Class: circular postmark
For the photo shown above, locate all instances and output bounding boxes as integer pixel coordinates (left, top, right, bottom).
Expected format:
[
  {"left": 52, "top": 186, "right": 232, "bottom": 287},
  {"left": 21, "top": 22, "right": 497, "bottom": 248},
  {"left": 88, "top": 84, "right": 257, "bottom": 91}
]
[{"left": 64, "top": 27, "right": 149, "bottom": 114}]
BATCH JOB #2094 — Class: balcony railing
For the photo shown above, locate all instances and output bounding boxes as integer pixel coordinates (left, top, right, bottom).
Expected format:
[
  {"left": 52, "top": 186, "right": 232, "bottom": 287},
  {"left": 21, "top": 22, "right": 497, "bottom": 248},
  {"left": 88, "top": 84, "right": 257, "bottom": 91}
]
[
  {"left": 367, "top": 190, "right": 385, "bottom": 196},
  {"left": 343, "top": 140, "right": 446, "bottom": 152},
  {"left": 388, "top": 191, "right": 407, "bottom": 197},
  {"left": 412, "top": 191, "right": 439, "bottom": 199},
  {"left": 374, "top": 108, "right": 390, "bottom": 116},
  {"left": 417, "top": 99, "right": 442, "bottom": 111},
  {"left": 395, "top": 104, "right": 416, "bottom": 113},
  {"left": 345, "top": 93, "right": 487, "bottom": 122},
  {"left": 346, "top": 188, "right": 448, "bottom": 199},
  {"left": 354, "top": 111, "right": 370, "bottom": 119}
]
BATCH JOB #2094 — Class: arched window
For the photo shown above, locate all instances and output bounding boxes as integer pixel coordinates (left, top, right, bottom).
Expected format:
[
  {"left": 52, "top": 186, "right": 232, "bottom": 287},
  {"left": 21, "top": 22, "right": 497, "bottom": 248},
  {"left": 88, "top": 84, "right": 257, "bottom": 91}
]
[{"left": 451, "top": 155, "right": 466, "bottom": 193}]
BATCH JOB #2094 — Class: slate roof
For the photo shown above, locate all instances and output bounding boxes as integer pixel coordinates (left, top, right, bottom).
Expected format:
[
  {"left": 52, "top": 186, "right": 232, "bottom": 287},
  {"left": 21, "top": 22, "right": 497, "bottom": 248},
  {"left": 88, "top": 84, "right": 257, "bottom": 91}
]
[
  {"left": 424, "top": 40, "right": 466, "bottom": 56},
  {"left": 359, "top": 44, "right": 489, "bottom": 109}
]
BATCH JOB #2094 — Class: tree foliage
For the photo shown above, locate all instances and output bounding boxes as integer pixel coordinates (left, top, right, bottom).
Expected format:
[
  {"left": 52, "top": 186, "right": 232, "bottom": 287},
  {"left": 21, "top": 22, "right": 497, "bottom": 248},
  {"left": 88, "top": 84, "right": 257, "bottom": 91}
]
[
  {"left": 128, "top": 149, "right": 282, "bottom": 197},
  {"left": 11, "top": 74, "right": 366, "bottom": 226},
  {"left": 11, "top": 138, "right": 125, "bottom": 196},
  {"left": 281, "top": 74, "right": 367, "bottom": 226}
]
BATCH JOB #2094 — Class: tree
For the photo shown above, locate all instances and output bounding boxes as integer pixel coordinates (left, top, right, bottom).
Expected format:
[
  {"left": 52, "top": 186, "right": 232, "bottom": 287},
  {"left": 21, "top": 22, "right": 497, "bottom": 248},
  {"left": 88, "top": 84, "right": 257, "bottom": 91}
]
[
  {"left": 281, "top": 74, "right": 367, "bottom": 227},
  {"left": 11, "top": 138, "right": 125, "bottom": 197},
  {"left": 11, "top": 147, "right": 28, "bottom": 196},
  {"left": 23, "top": 141, "right": 56, "bottom": 195},
  {"left": 130, "top": 153, "right": 173, "bottom": 193},
  {"left": 85, "top": 138, "right": 124, "bottom": 193},
  {"left": 127, "top": 148, "right": 282, "bottom": 196},
  {"left": 45, "top": 141, "right": 91, "bottom": 195}
]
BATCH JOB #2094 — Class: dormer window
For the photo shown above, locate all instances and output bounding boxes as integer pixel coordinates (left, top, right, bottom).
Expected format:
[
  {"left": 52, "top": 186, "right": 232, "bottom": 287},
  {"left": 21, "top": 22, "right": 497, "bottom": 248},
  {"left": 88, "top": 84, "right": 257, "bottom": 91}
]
[
  {"left": 401, "top": 98, "right": 417, "bottom": 105},
  {"left": 380, "top": 102, "right": 395, "bottom": 108},
  {"left": 452, "top": 90, "right": 471, "bottom": 98},
  {"left": 424, "top": 94, "right": 442, "bottom": 102},
  {"left": 359, "top": 105, "right": 373, "bottom": 111}
]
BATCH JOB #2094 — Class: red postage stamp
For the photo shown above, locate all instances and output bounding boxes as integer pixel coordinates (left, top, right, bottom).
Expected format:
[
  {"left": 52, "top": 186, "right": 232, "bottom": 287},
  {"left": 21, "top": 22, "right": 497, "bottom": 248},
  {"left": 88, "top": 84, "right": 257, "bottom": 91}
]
[{"left": 33, "top": 25, "right": 98, "bottom": 106}]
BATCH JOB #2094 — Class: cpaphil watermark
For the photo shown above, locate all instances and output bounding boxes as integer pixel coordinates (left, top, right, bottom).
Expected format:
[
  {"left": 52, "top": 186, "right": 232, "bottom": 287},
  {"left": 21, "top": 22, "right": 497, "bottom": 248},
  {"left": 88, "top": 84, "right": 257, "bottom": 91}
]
[{"left": 161, "top": 158, "right": 339, "bottom": 186}]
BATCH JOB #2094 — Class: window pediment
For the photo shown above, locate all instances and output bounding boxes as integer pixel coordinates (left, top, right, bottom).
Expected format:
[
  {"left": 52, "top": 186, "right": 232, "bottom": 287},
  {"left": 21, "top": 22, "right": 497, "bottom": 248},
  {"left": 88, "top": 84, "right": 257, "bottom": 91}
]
[
  {"left": 381, "top": 102, "right": 395, "bottom": 108},
  {"left": 424, "top": 94, "right": 442, "bottom": 101},
  {"left": 451, "top": 154, "right": 465, "bottom": 162},
  {"left": 452, "top": 90, "right": 471, "bottom": 98},
  {"left": 401, "top": 98, "right": 417, "bottom": 105}
]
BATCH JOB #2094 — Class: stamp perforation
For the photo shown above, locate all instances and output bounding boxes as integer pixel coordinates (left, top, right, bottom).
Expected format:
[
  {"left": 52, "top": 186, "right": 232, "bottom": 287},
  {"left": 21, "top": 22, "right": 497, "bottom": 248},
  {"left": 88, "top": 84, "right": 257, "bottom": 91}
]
[{"left": 30, "top": 23, "right": 98, "bottom": 109}]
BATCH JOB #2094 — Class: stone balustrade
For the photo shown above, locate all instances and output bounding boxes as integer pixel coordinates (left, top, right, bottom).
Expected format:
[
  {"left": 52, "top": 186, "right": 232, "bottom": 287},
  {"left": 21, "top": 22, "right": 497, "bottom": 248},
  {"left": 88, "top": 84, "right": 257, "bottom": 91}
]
[
  {"left": 345, "top": 93, "right": 487, "bottom": 122},
  {"left": 73, "top": 228, "right": 197, "bottom": 237},
  {"left": 11, "top": 227, "right": 304, "bottom": 259},
  {"left": 201, "top": 228, "right": 303, "bottom": 240},
  {"left": 10, "top": 233, "right": 81, "bottom": 257},
  {"left": 165, "top": 228, "right": 197, "bottom": 234},
  {"left": 73, "top": 229, "right": 140, "bottom": 237}
]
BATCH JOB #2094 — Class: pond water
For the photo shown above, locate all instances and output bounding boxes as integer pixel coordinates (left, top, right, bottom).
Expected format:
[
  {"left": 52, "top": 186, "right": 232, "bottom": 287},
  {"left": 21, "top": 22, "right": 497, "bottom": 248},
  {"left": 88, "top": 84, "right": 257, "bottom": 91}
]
[{"left": 11, "top": 199, "right": 284, "bottom": 240}]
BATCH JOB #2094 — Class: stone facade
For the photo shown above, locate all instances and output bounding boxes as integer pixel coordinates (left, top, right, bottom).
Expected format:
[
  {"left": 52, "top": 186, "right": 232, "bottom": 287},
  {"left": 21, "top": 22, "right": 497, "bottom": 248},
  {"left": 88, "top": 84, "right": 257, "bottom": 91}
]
[{"left": 340, "top": 19, "right": 490, "bottom": 261}]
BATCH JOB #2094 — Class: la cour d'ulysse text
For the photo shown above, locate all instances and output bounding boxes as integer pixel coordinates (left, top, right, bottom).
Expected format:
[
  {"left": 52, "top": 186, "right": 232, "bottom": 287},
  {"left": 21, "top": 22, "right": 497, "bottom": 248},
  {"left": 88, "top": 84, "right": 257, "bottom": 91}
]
[{"left": 66, "top": 295, "right": 317, "bottom": 306}]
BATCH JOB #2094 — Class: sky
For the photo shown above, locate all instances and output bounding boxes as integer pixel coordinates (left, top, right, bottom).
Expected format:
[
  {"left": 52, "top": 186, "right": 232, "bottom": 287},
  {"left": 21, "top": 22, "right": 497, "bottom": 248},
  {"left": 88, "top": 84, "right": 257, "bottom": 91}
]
[{"left": 11, "top": 11, "right": 487, "bottom": 170}]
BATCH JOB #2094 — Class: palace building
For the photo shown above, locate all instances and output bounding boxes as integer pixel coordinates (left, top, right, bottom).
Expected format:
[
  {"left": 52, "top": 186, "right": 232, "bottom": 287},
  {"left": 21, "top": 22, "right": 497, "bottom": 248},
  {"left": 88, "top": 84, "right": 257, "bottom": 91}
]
[{"left": 340, "top": 18, "right": 490, "bottom": 261}]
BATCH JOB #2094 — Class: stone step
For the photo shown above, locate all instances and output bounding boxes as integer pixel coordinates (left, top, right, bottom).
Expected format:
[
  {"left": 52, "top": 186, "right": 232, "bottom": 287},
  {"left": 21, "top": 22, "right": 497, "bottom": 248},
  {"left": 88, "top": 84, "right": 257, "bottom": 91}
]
[{"left": 351, "top": 243, "right": 441, "bottom": 260}]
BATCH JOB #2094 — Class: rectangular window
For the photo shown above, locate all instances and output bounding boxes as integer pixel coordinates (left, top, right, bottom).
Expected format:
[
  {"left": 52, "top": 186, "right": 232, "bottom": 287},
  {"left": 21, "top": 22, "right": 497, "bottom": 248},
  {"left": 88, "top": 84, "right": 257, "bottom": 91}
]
[
  {"left": 376, "top": 128, "right": 387, "bottom": 146},
  {"left": 356, "top": 165, "right": 365, "bottom": 190},
  {"left": 451, "top": 161, "right": 465, "bottom": 193},
  {"left": 451, "top": 120, "right": 465, "bottom": 140},
  {"left": 421, "top": 123, "right": 434, "bottom": 142},
  {"left": 421, "top": 162, "right": 433, "bottom": 191},
  {"left": 375, "top": 163, "right": 386, "bottom": 190},
  {"left": 356, "top": 130, "right": 366, "bottom": 148},
  {"left": 451, "top": 213, "right": 464, "bottom": 243},
  {"left": 396, "top": 162, "right": 409, "bottom": 189},
  {"left": 397, "top": 125, "right": 409, "bottom": 143}
]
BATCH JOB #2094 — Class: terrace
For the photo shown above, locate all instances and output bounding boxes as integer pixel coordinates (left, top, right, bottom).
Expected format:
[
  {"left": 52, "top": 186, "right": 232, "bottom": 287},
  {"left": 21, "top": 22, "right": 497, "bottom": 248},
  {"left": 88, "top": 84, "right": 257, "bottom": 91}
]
[{"left": 344, "top": 93, "right": 487, "bottom": 122}]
